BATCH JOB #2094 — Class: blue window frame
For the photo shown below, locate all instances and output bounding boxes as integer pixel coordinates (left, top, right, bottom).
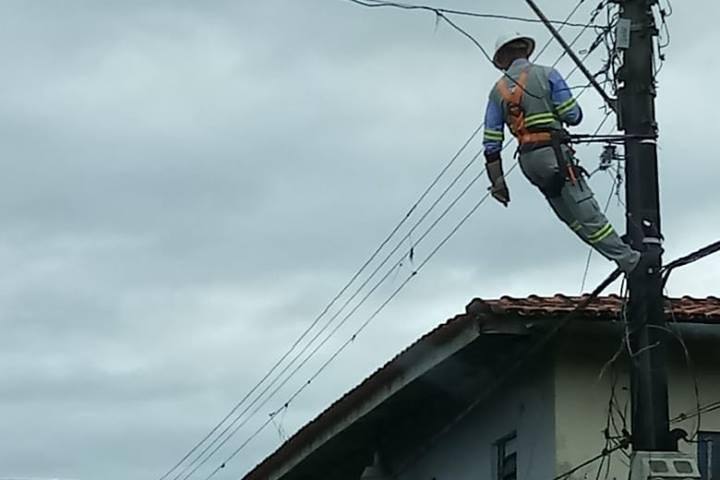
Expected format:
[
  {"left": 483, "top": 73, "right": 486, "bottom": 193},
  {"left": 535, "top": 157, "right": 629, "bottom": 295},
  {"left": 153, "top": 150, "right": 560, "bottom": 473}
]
[
  {"left": 699, "top": 432, "right": 720, "bottom": 480},
  {"left": 496, "top": 432, "right": 517, "bottom": 480}
]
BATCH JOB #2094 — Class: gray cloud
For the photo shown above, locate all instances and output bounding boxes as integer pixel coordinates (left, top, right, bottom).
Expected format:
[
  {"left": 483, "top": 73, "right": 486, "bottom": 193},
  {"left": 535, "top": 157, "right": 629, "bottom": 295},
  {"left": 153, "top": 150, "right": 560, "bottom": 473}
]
[{"left": 0, "top": 0, "right": 717, "bottom": 479}]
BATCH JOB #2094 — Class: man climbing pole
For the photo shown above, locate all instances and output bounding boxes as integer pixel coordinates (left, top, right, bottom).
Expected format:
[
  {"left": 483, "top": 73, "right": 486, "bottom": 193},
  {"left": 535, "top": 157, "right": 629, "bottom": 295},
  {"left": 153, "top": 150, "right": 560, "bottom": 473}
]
[{"left": 483, "top": 32, "right": 642, "bottom": 274}]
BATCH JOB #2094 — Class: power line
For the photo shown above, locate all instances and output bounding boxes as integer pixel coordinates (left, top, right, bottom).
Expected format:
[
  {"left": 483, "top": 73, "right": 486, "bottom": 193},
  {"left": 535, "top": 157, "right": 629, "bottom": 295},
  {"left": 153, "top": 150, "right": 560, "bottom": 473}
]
[
  {"left": 346, "top": 0, "right": 544, "bottom": 99},
  {"left": 176, "top": 136, "right": 505, "bottom": 478},
  {"left": 170, "top": 148, "right": 491, "bottom": 480},
  {"left": 662, "top": 297, "right": 702, "bottom": 441},
  {"left": 662, "top": 239, "right": 720, "bottom": 285},
  {"left": 534, "top": 0, "right": 589, "bottom": 60},
  {"left": 157, "top": 113, "right": 486, "bottom": 480},
  {"left": 166, "top": 0, "right": 587, "bottom": 467},
  {"left": 389, "top": 267, "right": 624, "bottom": 478},
  {"left": 216, "top": 7, "right": 654, "bottom": 472},
  {"left": 381, "top": 96, "right": 626, "bottom": 477},
  {"left": 554, "top": 441, "right": 629, "bottom": 480},
  {"left": 346, "top": 0, "right": 596, "bottom": 28},
  {"left": 672, "top": 399, "right": 720, "bottom": 424},
  {"left": 203, "top": 170, "right": 511, "bottom": 479},
  {"left": 524, "top": 0, "right": 616, "bottom": 111},
  {"left": 199, "top": 54, "right": 613, "bottom": 469},
  {"left": 205, "top": 28, "right": 614, "bottom": 480},
  {"left": 168, "top": 2, "right": 612, "bottom": 477},
  {"left": 579, "top": 111, "right": 617, "bottom": 292},
  {"left": 217, "top": 96, "right": 624, "bottom": 479},
  {"left": 580, "top": 173, "right": 617, "bottom": 292},
  {"left": 213, "top": 64, "right": 610, "bottom": 471},
  {"left": 185, "top": 21, "right": 599, "bottom": 480}
]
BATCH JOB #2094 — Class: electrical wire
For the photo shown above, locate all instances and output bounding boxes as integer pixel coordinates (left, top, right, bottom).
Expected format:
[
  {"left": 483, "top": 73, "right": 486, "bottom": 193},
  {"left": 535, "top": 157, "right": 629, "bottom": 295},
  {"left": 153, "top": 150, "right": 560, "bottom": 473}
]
[
  {"left": 524, "top": 0, "right": 616, "bottom": 111},
  {"left": 580, "top": 180, "right": 617, "bottom": 289},
  {"left": 597, "top": 282, "right": 631, "bottom": 464},
  {"left": 168, "top": 147, "right": 489, "bottom": 480},
  {"left": 387, "top": 267, "right": 623, "bottom": 479},
  {"left": 533, "top": 0, "right": 587, "bottom": 60},
  {"left": 554, "top": 441, "right": 629, "bottom": 480},
  {"left": 203, "top": 166, "right": 518, "bottom": 480},
  {"left": 663, "top": 293, "right": 702, "bottom": 441},
  {"left": 170, "top": 2, "right": 615, "bottom": 477},
  {"left": 201, "top": 50, "right": 611, "bottom": 467},
  {"left": 199, "top": 36, "right": 617, "bottom": 462},
  {"left": 346, "top": 0, "right": 545, "bottom": 99},
  {"left": 204, "top": 60, "right": 617, "bottom": 480},
  {"left": 653, "top": 0, "right": 671, "bottom": 77},
  {"left": 183, "top": 134, "right": 520, "bottom": 478},
  {"left": 662, "top": 239, "right": 720, "bottom": 286},
  {"left": 559, "top": 17, "right": 620, "bottom": 286},
  {"left": 672, "top": 400, "right": 720, "bottom": 424},
  {"left": 156, "top": 119, "right": 486, "bottom": 480},
  {"left": 579, "top": 111, "right": 617, "bottom": 292},
  {"left": 346, "top": 0, "right": 596, "bottom": 28},
  {"left": 184, "top": 160, "right": 497, "bottom": 480}
]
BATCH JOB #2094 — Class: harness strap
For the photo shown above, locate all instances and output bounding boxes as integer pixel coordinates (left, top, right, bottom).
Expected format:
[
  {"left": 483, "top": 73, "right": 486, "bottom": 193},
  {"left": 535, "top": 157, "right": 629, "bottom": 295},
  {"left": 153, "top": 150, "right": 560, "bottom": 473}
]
[
  {"left": 496, "top": 70, "right": 530, "bottom": 141},
  {"left": 518, "top": 132, "right": 552, "bottom": 144}
]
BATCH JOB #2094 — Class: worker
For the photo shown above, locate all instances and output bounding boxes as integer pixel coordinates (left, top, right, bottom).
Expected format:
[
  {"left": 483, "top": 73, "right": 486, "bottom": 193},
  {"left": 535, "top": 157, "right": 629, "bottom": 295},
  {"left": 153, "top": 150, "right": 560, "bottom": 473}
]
[{"left": 483, "top": 32, "right": 642, "bottom": 275}]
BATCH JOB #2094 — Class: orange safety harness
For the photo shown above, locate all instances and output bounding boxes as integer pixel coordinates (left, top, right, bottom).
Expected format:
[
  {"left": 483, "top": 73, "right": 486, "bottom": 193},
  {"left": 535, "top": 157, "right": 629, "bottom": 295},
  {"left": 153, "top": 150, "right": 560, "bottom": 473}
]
[
  {"left": 496, "top": 69, "right": 580, "bottom": 187},
  {"left": 495, "top": 70, "right": 553, "bottom": 146}
]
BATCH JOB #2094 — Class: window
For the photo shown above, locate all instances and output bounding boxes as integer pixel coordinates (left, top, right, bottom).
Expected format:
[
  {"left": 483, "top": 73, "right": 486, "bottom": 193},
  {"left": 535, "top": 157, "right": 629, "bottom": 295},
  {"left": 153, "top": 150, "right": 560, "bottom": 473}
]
[
  {"left": 699, "top": 432, "right": 720, "bottom": 480},
  {"left": 496, "top": 432, "right": 518, "bottom": 480}
]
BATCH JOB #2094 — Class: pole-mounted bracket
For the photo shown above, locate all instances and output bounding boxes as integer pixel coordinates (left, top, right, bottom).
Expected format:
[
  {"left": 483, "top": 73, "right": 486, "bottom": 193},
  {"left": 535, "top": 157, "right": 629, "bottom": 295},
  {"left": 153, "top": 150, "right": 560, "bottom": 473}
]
[{"left": 642, "top": 219, "right": 664, "bottom": 248}]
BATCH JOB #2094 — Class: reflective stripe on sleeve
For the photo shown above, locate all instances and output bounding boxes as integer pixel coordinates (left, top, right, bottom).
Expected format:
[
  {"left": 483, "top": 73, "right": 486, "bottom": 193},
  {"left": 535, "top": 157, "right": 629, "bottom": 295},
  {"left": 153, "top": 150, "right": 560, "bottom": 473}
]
[
  {"left": 588, "top": 224, "right": 614, "bottom": 244},
  {"left": 483, "top": 129, "right": 504, "bottom": 141},
  {"left": 556, "top": 97, "right": 578, "bottom": 116}
]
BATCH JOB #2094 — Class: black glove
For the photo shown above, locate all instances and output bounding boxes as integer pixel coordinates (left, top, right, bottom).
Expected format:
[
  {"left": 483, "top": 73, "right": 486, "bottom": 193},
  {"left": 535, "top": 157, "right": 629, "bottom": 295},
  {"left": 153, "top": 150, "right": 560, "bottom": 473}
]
[{"left": 485, "top": 151, "right": 510, "bottom": 207}]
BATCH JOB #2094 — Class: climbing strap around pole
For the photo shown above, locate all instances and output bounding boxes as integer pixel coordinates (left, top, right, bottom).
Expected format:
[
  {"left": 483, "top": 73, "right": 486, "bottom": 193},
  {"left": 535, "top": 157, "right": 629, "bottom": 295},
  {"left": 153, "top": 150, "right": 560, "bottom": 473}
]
[{"left": 569, "top": 133, "right": 658, "bottom": 144}]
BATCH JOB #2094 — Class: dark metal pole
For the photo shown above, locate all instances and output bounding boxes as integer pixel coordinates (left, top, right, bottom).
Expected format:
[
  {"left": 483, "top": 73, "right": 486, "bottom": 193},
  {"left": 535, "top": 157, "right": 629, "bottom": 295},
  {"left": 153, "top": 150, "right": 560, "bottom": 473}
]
[
  {"left": 619, "top": 0, "right": 673, "bottom": 452},
  {"left": 523, "top": 0, "right": 616, "bottom": 112}
]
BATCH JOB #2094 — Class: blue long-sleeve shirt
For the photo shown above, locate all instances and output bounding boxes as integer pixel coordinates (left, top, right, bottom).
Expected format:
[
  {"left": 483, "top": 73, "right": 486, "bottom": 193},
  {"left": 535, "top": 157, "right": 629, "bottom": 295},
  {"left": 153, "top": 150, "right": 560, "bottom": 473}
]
[{"left": 483, "top": 60, "right": 583, "bottom": 154}]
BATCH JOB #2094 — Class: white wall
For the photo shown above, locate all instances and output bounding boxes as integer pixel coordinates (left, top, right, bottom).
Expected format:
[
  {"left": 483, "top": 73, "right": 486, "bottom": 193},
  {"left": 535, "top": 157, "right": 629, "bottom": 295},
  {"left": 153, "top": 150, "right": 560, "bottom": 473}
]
[
  {"left": 554, "top": 325, "right": 720, "bottom": 480},
  {"left": 390, "top": 324, "right": 720, "bottom": 480},
  {"left": 396, "top": 360, "right": 557, "bottom": 480}
]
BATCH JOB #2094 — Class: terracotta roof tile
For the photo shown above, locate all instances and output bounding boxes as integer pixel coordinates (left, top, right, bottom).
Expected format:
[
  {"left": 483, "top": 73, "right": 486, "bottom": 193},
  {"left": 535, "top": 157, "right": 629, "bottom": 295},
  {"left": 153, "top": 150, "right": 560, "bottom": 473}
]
[{"left": 466, "top": 294, "right": 720, "bottom": 320}]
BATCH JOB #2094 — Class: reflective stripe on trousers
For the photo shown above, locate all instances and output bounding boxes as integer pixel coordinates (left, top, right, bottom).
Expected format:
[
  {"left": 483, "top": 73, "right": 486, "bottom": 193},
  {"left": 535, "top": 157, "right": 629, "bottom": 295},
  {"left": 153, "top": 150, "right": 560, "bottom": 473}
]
[{"left": 518, "top": 146, "right": 641, "bottom": 274}]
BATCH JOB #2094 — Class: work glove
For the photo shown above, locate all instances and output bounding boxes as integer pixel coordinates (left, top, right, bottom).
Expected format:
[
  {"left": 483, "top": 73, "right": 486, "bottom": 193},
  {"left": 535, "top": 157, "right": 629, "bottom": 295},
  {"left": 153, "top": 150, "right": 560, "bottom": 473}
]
[{"left": 485, "top": 151, "right": 510, "bottom": 207}]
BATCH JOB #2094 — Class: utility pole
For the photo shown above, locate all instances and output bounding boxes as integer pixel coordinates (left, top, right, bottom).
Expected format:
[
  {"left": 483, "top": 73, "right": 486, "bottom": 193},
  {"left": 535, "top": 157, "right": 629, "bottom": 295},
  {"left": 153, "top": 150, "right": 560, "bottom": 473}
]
[{"left": 618, "top": 0, "right": 673, "bottom": 452}]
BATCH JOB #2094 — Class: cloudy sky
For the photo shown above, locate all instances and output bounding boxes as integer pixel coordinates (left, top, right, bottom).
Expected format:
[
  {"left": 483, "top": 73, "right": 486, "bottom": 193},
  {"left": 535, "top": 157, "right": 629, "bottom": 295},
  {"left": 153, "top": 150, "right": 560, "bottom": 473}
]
[{"left": 0, "top": 0, "right": 717, "bottom": 479}]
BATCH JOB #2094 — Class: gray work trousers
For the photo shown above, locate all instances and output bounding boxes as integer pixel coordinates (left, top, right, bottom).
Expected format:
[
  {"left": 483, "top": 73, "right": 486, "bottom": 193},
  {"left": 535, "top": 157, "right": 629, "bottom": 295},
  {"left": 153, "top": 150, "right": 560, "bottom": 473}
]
[{"left": 519, "top": 145, "right": 641, "bottom": 274}]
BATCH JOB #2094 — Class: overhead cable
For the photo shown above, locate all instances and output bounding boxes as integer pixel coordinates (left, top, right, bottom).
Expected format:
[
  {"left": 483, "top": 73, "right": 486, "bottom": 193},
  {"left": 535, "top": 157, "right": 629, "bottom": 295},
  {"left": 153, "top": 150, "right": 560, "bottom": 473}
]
[
  {"left": 169, "top": 1, "right": 611, "bottom": 477},
  {"left": 202, "top": 170, "right": 514, "bottom": 479},
  {"left": 554, "top": 441, "right": 629, "bottom": 480},
  {"left": 523, "top": 0, "right": 616, "bottom": 111},
  {"left": 346, "top": 0, "right": 596, "bottom": 28},
  {"left": 672, "top": 399, "right": 720, "bottom": 424},
  {"left": 156, "top": 100, "right": 486, "bottom": 480},
  {"left": 180, "top": 156, "right": 494, "bottom": 480},
  {"left": 346, "top": 0, "right": 544, "bottom": 99},
  {"left": 201, "top": 24, "right": 614, "bottom": 480},
  {"left": 662, "top": 239, "right": 720, "bottom": 285},
  {"left": 389, "top": 266, "right": 624, "bottom": 478}
]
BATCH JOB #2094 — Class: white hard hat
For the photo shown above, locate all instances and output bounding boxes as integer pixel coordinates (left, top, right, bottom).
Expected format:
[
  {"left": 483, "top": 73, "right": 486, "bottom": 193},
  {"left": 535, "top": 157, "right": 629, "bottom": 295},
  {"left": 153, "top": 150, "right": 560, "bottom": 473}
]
[{"left": 493, "top": 32, "right": 536, "bottom": 69}]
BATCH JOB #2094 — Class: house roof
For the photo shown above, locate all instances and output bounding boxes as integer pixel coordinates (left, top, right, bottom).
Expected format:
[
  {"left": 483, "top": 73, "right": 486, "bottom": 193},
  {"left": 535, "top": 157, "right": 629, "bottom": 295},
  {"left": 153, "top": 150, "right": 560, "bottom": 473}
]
[
  {"left": 242, "top": 294, "right": 720, "bottom": 480},
  {"left": 469, "top": 294, "right": 720, "bottom": 320}
]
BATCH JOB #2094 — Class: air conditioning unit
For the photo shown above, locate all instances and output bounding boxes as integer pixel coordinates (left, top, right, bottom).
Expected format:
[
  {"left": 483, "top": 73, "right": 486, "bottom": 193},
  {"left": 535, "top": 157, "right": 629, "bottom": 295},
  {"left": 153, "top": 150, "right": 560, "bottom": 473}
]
[{"left": 630, "top": 451, "right": 701, "bottom": 480}]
